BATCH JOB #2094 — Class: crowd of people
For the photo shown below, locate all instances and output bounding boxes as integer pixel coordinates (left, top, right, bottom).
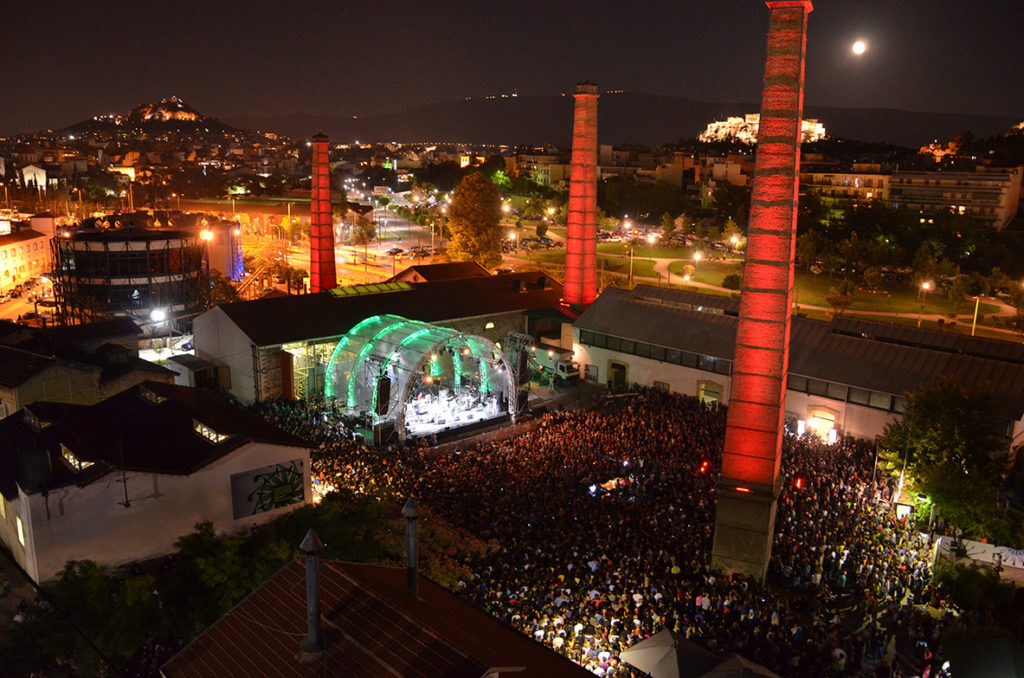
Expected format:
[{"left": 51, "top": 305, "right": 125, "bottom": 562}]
[{"left": 253, "top": 389, "right": 975, "bottom": 677}]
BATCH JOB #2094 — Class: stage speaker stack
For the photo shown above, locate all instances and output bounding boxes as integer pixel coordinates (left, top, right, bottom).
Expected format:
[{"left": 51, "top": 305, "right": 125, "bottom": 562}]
[
  {"left": 374, "top": 422, "right": 395, "bottom": 446},
  {"left": 518, "top": 352, "right": 530, "bottom": 385},
  {"left": 375, "top": 377, "right": 391, "bottom": 416}
]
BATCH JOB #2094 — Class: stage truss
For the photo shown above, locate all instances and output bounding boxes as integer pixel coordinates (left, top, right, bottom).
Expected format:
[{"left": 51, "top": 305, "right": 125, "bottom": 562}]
[{"left": 325, "top": 314, "right": 515, "bottom": 441}]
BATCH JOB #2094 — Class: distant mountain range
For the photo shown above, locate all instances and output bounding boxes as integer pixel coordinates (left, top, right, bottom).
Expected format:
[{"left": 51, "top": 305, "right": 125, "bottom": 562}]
[{"left": 225, "top": 93, "right": 1021, "bottom": 148}]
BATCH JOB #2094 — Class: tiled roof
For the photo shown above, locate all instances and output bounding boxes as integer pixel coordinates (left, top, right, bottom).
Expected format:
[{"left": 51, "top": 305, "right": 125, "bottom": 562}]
[
  {"left": 0, "top": 229, "right": 48, "bottom": 246},
  {"left": 213, "top": 272, "right": 564, "bottom": 347},
  {"left": 162, "top": 559, "right": 592, "bottom": 678},
  {"left": 0, "top": 382, "right": 308, "bottom": 498},
  {"left": 389, "top": 261, "right": 491, "bottom": 283},
  {"left": 0, "top": 345, "right": 57, "bottom": 388}
]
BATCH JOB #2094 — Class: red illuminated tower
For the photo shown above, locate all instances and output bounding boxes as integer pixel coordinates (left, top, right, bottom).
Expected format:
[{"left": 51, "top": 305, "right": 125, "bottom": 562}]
[
  {"left": 309, "top": 131, "right": 337, "bottom": 293},
  {"left": 564, "top": 82, "right": 599, "bottom": 307},
  {"left": 712, "top": 0, "right": 813, "bottom": 580}
]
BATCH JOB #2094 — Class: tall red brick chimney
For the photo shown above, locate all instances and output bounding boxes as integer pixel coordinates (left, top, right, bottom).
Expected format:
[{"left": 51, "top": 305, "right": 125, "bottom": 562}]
[
  {"left": 712, "top": 0, "right": 813, "bottom": 581},
  {"left": 309, "top": 131, "right": 337, "bottom": 293},
  {"left": 563, "top": 82, "right": 599, "bottom": 307}
]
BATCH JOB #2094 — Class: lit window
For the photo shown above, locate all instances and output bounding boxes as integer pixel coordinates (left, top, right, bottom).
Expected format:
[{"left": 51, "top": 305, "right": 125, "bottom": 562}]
[
  {"left": 140, "top": 386, "right": 166, "bottom": 405},
  {"left": 61, "top": 444, "right": 93, "bottom": 472},
  {"left": 16, "top": 516, "right": 25, "bottom": 546},
  {"left": 0, "top": 494, "right": 5, "bottom": 520},
  {"left": 484, "top": 321, "right": 495, "bottom": 330},
  {"left": 193, "top": 420, "right": 228, "bottom": 443}
]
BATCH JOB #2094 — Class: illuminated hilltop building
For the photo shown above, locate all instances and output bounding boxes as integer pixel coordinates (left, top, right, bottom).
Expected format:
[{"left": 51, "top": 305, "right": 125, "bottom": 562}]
[{"left": 699, "top": 113, "right": 825, "bottom": 144}]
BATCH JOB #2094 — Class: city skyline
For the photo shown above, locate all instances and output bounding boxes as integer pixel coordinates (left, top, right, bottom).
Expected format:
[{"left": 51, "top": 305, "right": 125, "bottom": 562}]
[{"left": 2, "top": 0, "right": 1022, "bottom": 135}]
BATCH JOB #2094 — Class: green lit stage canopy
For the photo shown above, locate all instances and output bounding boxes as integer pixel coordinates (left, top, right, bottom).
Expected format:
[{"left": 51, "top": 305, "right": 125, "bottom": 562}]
[{"left": 325, "top": 314, "right": 513, "bottom": 441}]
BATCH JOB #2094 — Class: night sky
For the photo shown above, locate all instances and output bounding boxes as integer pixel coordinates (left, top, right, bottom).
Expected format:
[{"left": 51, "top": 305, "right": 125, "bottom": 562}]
[{"left": 2, "top": 0, "right": 1021, "bottom": 135}]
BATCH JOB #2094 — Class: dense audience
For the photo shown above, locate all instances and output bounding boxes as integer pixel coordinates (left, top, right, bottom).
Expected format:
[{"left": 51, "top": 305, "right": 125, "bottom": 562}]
[{"left": 252, "top": 390, "right": 971, "bottom": 677}]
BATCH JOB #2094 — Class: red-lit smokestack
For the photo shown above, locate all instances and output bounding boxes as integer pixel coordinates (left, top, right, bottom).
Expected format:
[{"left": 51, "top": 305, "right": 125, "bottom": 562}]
[
  {"left": 712, "top": 0, "right": 813, "bottom": 582},
  {"left": 564, "top": 82, "right": 599, "bottom": 307},
  {"left": 310, "top": 131, "right": 337, "bottom": 293}
]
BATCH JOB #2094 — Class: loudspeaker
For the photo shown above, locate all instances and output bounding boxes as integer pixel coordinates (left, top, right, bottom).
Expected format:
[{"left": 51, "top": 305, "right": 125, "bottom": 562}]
[
  {"left": 517, "top": 352, "right": 530, "bottom": 385},
  {"left": 374, "top": 422, "right": 395, "bottom": 446},
  {"left": 375, "top": 377, "right": 391, "bottom": 416}
]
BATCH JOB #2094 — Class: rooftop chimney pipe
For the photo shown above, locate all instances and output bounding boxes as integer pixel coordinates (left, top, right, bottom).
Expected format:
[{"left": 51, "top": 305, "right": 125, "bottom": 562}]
[
  {"left": 402, "top": 497, "right": 420, "bottom": 599},
  {"left": 298, "top": 528, "right": 326, "bottom": 662}
]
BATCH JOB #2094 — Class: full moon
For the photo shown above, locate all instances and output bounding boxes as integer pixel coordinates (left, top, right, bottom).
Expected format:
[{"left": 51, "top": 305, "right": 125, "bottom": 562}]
[{"left": 852, "top": 40, "right": 867, "bottom": 55}]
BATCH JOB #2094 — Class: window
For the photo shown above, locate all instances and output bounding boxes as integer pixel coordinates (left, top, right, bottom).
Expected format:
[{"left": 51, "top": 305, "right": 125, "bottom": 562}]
[
  {"left": 605, "top": 336, "right": 621, "bottom": 351},
  {"left": 826, "top": 382, "right": 847, "bottom": 401},
  {"left": 699, "top": 382, "right": 722, "bottom": 405},
  {"left": 579, "top": 330, "right": 594, "bottom": 345},
  {"left": 649, "top": 346, "right": 666, "bottom": 362},
  {"left": 0, "top": 494, "right": 5, "bottom": 520},
  {"left": 484, "top": 321, "right": 495, "bottom": 330},
  {"left": 787, "top": 375, "right": 807, "bottom": 393},
  {"left": 140, "top": 386, "right": 166, "bottom": 405},
  {"left": 61, "top": 444, "right": 93, "bottom": 472},
  {"left": 653, "top": 380, "right": 670, "bottom": 392},
  {"left": 892, "top": 396, "right": 907, "bottom": 414},
  {"left": 16, "top": 516, "right": 25, "bottom": 546},
  {"left": 193, "top": 420, "right": 228, "bottom": 443},
  {"left": 666, "top": 349, "right": 682, "bottom": 365},
  {"left": 634, "top": 342, "right": 651, "bottom": 358},
  {"left": 868, "top": 392, "right": 892, "bottom": 410},
  {"left": 848, "top": 388, "right": 871, "bottom": 406},
  {"left": 620, "top": 339, "right": 635, "bottom": 354},
  {"left": 807, "top": 379, "right": 828, "bottom": 396}
]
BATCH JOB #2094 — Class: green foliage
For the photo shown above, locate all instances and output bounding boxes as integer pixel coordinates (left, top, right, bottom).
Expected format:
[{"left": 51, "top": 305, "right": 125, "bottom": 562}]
[
  {"left": 825, "top": 278, "right": 857, "bottom": 317},
  {"left": 447, "top": 172, "right": 503, "bottom": 268},
  {"left": 878, "top": 375, "right": 1009, "bottom": 535},
  {"left": 535, "top": 222, "right": 548, "bottom": 239},
  {"left": 598, "top": 177, "right": 689, "bottom": 222},
  {"left": 710, "top": 184, "right": 751, "bottom": 228},
  {"left": 491, "top": 170, "right": 511, "bottom": 194},
  {"left": 661, "top": 212, "right": 677, "bottom": 241},
  {"left": 933, "top": 559, "right": 1014, "bottom": 613},
  {"left": 352, "top": 216, "right": 376, "bottom": 245},
  {"left": 862, "top": 266, "right": 884, "bottom": 292},
  {"left": 722, "top": 273, "right": 742, "bottom": 290}
]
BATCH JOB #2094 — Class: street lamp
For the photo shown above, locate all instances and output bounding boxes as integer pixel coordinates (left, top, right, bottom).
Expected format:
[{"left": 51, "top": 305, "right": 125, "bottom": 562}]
[
  {"left": 693, "top": 251, "right": 703, "bottom": 264},
  {"left": 917, "top": 280, "right": 933, "bottom": 328},
  {"left": 509, "top": 231, "right": 518, "bottom": 254}
]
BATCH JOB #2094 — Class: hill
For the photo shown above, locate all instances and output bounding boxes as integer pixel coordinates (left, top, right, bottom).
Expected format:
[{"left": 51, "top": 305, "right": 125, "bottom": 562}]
[
  {"left": 66, "top": 96, "right": 237, "bottom": 135},
  {"left": 225, "top": 92, "right": 1021, "bottom": 148}
]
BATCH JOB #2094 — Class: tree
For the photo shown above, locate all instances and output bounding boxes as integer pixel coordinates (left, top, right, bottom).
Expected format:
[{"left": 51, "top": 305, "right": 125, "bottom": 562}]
[
  {"left": 825, "top": 279, "right": 856, "bottom": 317},
  {"left": 536, "top": 222, "right": 548, "bottom": 239},
  {"left": 722, "top": 273, "right": 742, "bottom": 290},
  {"left": 796, "top": 229, "right": 828, "bottom": 272},
  {"left": 862, "top": 266, "right": 883, "bottom": 292},
  {"left": 661, "top": 212, "right": 677, "bottom": 241},
  {"left": 877, "top": 375, "right": 1009, "bottom": 535},
  {"left": 352, "top": 215, "right": 376, "bottom": 245},
  {"left": 447, "top": 172, "right": 502, "bottom": 268}
]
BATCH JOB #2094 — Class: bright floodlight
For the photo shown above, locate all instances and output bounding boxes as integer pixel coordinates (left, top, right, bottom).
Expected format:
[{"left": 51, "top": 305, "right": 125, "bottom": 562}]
[
  {"left": 852, "top": 40, "right": 867, "bottom": 55},
  {"left": 150, "top": 308, "right": 167, "bottom": 322}
]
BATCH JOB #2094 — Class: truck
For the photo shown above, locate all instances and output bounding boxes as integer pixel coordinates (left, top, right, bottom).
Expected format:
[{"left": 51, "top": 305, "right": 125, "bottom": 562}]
[{"left": 530, "top": 344, "right": 580, "bottom": 383}]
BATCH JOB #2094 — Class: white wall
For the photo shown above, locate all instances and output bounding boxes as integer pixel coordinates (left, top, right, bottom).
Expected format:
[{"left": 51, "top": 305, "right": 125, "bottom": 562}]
[
  {"left": 574, "top": 344, "right": 731, "bottom": 403},
  {"left": 575, "top": 341, "right": 900, "bottom": 440},
  {"left": 10, "top": 441, "right": 310, "bottom": 582},
  {"left": 194, "top": 306, "right": 256, "bottom": 402}
]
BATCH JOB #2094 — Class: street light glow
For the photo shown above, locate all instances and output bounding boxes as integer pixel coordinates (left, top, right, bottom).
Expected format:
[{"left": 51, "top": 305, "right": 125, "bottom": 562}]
[{"left": 150, "top": 308, "right": 167, "bottom": 322}]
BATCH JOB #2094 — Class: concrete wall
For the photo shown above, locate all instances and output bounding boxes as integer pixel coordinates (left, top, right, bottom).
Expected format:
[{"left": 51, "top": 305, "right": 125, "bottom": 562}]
[{"left": 7, "top": 441, "right": 310, "bottom": 583}]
